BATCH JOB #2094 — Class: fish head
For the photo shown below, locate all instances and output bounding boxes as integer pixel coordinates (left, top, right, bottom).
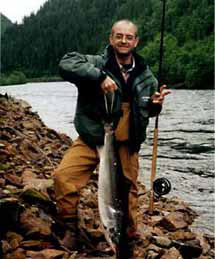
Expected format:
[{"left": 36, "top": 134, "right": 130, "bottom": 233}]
[{"left": 104, "top": 122, "right": 114, "bottom": 134}]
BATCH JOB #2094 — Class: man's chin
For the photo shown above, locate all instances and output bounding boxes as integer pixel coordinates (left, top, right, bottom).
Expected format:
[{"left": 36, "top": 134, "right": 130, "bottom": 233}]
[{"left": 116, "top": 51, "right": 131, "bottom": 58}]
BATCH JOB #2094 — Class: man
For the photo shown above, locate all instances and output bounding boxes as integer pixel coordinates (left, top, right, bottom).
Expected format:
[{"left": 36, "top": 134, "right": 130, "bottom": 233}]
[{"left": 54, "top": 19, "right": 171, "bottom": 254}]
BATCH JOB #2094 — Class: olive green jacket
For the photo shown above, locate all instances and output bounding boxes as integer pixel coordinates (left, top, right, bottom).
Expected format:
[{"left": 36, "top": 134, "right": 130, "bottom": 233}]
[{"left": 59, "top": 46, "right": 161, "bottom": 152}]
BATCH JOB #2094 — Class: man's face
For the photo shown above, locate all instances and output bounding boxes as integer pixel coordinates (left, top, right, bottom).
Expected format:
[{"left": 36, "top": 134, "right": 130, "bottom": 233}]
[{"left": 109, "top": 22, "right": 139, "bottom": 57}]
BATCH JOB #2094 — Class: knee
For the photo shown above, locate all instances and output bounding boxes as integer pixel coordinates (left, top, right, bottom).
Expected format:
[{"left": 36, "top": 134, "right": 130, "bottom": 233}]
[
  {"left": 53, "top": 168, "right": 64, "bottom": 196},
  {"left": 53, "top": 168, "right": 63, "bottom": 186},
  {"left": 53, "top": 166, "right": 71, "bottom": 185},
  {"left": 53, "top": 168, "right": 78, "bottom": 197}
]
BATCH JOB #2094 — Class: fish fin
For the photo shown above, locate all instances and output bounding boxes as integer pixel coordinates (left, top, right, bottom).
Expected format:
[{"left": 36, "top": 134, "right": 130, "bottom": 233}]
[{"left": 100, "top": 223, "right": 116, "bottom": 253}]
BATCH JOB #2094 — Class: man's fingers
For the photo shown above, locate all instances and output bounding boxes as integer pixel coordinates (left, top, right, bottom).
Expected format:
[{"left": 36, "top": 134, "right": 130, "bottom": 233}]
[
  {"left": 160, "top": 84, "right": 167, "bottom": 93},
  {"left": 101, "top": 76, "right": 117, "bottom": 93},
  {"left": 162, "top": 90, "right": 171, "bottom": 97},
  {"left": 103, "top": 84, "right": 116, "bottom": 93},
  {"left": 110, "top": 84, "right": 117, "bottom": 92},
  {"left": 152, "top": 85, "right": 171, "bottom": 104},
  {"left": 160, "top": 85, "right": 171, "bottom": 95},
  {"left": 154, "top": 92, "right": 160, "bottom": 97}
]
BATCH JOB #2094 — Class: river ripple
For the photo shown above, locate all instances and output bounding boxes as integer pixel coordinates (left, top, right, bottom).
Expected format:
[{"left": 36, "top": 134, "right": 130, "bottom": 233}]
[{"left": 0, "top": 82, "right": 214, "bottom": 235}]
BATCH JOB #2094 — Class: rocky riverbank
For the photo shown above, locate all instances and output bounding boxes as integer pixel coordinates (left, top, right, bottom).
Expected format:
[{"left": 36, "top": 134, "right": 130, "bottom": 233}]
[{"left": 0, "top": 93, "right": 214, "bottom": 259}]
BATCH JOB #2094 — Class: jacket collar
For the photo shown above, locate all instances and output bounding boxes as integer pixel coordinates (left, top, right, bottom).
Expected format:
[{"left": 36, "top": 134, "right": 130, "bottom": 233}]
[{"left": 103, "top": 45, "right": 147, "bottom": 71}]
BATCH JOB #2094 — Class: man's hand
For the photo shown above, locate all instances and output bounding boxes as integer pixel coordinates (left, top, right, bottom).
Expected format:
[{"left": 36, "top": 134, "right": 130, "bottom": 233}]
[
  {"left": 101, "top": 76, "right": 117, "bottom": 94},
  {"left": 151, "top": 85, "right": 171, "bottom": 105}
]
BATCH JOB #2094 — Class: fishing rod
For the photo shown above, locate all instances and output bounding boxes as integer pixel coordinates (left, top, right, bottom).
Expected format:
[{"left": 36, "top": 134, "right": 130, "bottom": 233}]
[{"left": 149, "top": 0, "right": 171, "bottom": 214}]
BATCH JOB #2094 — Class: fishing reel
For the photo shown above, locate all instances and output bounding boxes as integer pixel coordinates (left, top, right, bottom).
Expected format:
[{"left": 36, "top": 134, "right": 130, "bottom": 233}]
[{"left": 153, "top": 177, "right": 171, "bottom": 197}]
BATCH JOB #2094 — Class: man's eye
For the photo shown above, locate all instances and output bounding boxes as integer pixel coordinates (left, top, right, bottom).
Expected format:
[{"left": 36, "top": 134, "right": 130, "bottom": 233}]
[
  {"left": 127, "top": 36, "right": 134, "bottom": 40},
  {"left": 115, "top": 35, "right": 122, "bottom": 39},
  {"left": 114, "top": 34, "right": 135, "bottom": 41}
]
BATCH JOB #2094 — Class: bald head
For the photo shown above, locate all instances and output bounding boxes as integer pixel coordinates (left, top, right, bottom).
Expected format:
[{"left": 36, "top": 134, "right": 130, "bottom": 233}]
[
  {"left": 109, "top": 19, "right": 139, "bottom": 59},
  {"left": 111, "top": 20, "right": 138, "bottom": 37}
]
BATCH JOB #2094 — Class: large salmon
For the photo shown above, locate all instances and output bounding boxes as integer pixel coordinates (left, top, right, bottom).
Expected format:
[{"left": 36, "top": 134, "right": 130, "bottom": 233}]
[{"left": 97, "top": 121, "right": 124, "bottom": 258}]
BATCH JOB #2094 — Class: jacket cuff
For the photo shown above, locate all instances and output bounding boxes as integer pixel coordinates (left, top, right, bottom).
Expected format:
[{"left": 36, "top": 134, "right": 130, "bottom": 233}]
[
  {"left": 148, "top": 100, "right": 162, "bottom": 117},
  {"left": 97, "top": 70, "right": 107, "bottom": 85}
]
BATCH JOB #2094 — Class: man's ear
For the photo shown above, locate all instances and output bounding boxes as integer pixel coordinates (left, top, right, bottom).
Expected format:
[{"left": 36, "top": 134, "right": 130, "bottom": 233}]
[
  {"left": 109, "top": 34, "right": 113, "bottom": 45},
  {"left": 134, "top": 36, "right": 139, "bottom": 48}
]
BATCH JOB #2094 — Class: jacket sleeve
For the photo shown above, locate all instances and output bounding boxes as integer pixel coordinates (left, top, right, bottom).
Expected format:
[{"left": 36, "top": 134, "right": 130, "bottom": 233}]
[
  {"left": 59, "top": 52, "right": 104, "bottom": 86},
  {"left": 137, "top": 66, "right": 162, "bottom": 117}
]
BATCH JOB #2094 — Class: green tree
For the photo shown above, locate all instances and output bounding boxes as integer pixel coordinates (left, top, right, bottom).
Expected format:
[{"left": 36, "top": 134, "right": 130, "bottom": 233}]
[{"left": 1, "top": 0, "right": 213, "bottom": 88}]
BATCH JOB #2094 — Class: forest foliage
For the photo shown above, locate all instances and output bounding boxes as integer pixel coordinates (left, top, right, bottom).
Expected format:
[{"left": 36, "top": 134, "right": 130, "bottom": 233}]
[
  {"left": 0, "top": 14, "right": 13, "bottom": 36},
  {"left": 1, "top": 0, "right": 214, "bottom": 89}
]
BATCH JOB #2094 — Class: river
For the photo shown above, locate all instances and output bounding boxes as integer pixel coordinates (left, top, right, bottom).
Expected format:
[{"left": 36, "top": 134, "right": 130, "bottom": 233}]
[{"left": 0, "top": 82, "right": 214, "bottom": 235}]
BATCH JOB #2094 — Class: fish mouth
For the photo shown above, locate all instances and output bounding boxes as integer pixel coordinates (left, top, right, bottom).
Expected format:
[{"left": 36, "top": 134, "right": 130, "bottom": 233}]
[{"left": 110, "top": 243, "right": 117, "bottom": 254}]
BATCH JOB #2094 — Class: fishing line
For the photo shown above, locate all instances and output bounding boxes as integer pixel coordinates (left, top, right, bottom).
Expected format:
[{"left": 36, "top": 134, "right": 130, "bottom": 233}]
[
  {"left": 157, "top": 0, "right": 166, "bottom": 90},
  {"left": 104, "top": 92, "right": 115, "bottom": 116},
  {"left": 149, "top": 0, "right": 171, "bottom": 214}
]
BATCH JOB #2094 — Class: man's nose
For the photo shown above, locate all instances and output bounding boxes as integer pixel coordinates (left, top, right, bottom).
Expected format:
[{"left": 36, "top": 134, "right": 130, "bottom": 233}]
[{"left": 122, "top": 36, "right": 127, "bottom": 43}]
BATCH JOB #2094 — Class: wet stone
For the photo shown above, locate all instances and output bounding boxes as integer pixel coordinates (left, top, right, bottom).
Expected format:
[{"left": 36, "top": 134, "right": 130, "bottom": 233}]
[
  {"left": 160, "top": 247, "right": 183, "bottom": 259},
  {"left": 158, "top": 211, "right": 189, "bottom": 231},
  {"left": 4, "top": 248, "right": 26, "bottom": 259},
  {"left": 168, "top": 230, "right": 196, "bottom": 241},
  {"left": 1, "top": 240, "right": 12, "bottom": 254},
  {"left": 173, "top": 240, "right": 203, "bottom": 259},
  {"left": 26, "top": 249, "right": 70, "bottom": 259},
  {"left": 151, "top": 236, "right": 172, "bottom": 248},
  {"left": 20, "top": 208, "right": 52, "bottom": 237},
  {"left": 6, "top": 232, "right": 23, "bottom": 250}
]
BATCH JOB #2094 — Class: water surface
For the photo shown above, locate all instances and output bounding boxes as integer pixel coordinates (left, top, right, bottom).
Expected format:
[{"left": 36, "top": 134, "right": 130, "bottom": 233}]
[{"left": 1, "top": 82, "right": 214, "bottom": 235}]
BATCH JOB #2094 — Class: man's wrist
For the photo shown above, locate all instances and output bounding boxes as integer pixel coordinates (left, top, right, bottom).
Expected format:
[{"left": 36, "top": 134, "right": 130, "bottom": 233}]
[{"left": 98, "top": 70, "right": 107, "bottom": 84}]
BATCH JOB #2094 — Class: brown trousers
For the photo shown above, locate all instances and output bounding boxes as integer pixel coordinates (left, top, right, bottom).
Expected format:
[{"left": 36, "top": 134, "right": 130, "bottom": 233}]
[{"left": 54, "top": 103, "right": 139, "bottom": 232}]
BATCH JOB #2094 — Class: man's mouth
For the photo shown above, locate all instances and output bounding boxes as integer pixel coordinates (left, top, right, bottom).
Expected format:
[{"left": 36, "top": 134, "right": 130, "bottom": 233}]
[{"left": 118, "top": 46, "right": 129, "bottom": 50}]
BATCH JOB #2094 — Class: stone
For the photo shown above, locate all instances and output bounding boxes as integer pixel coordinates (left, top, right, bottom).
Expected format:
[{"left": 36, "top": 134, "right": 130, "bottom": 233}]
[
  {"left": 6, "top": 248, "right": 26, "bottom": 259},
  {"left": 0, "top": 198, "right": 24, "bottom": 230},
  {"left": 21, "top": 240, "right": 47, "bottom": 250},
  {"left": 146, "top": 250, "right": 160, "bottom": 259},
  {"left": 168, "top": 229, "right": 196, "bottom": 241},
  {"left": 4, "top": 173, "right": 23, "bottom": 187},
  {"left": 151, "top": 235, "right": 172, "bottom": 248},
  {"left": 196, "top": 232, "right": 211, "bottom": 255},
  {"left": 0, "top": 94, "right": 214, "bottom": 259},
  {"left": 0, "top": 178, "right": 6, "bottom": 187},
  {"left": 160, "top": 247, "right": 182, "bottom": 259},
  {"left": 1, "top": 240, "right": 12, "bottom": 254},
  {"left": 21, "top": 188, "right": 51, "bottom": 204},
  {"left": 20, "top": 208, "right": 52, "bottom": 237},
  {"left": 158, "top": 211, "right": 188, "bottom": 231},
  {"left": 146, "top": 243, "right": 161, "bottom": 251},
  {"left": 172, "top": 240, "right": 203, "bottom": 258},
  {"left": 6, "top": 232, "right": 23, "bottom": 249},
  {"left": 26, "top": 249, "right": 70, "bottom": 259}
]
